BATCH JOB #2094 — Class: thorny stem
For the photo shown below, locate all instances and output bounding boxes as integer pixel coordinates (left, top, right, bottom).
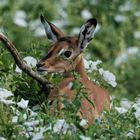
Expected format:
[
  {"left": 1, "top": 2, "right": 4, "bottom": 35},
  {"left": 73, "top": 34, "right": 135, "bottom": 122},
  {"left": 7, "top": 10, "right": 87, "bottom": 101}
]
[{"left": 0, "top": 33, "right": 53, "bottom": 92}]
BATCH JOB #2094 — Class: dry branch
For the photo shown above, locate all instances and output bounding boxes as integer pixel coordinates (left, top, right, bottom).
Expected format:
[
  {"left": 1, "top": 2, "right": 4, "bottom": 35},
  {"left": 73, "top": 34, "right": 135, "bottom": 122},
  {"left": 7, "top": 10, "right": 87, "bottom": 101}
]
[{"left": 0, "top": 33, "right": 53, "bottom": 91}]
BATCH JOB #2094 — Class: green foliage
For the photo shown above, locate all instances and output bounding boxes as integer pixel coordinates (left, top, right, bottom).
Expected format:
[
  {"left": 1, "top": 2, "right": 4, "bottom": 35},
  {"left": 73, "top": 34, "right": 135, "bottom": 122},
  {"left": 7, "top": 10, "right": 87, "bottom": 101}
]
[{"left": 0, "top": 0, "right": 140, "bottom": 139}]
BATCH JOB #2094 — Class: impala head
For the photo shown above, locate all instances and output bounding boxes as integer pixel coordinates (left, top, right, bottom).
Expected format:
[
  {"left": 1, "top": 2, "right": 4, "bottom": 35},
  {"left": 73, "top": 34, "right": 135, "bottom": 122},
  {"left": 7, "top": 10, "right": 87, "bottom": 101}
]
[{"left": 37, "top": 14, "right": 97, "bottom": 73}]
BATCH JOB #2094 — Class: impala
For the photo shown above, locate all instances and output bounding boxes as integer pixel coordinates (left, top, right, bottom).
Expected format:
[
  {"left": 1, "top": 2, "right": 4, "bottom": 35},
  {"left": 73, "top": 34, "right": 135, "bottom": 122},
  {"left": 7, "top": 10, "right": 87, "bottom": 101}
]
[{"left": 37, "top": 15, "right": 110, "bottom": 124}]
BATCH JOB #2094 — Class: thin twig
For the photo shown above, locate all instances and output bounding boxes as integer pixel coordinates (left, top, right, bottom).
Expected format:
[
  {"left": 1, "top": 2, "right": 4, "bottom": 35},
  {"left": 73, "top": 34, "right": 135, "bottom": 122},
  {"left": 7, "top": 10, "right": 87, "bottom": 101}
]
[{"left": 0, "top": 33, "right": 53, "bottom": 91}]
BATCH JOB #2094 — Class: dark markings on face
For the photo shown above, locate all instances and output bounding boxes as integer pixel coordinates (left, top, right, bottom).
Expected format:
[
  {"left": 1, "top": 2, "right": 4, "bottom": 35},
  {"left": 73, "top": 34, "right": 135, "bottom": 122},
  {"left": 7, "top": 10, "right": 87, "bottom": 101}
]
[
  {"left": 58, "top": 37, "right": 72, "bottom": 44},
  {"left": 40, "top": 36, "right": 78, "bottom": 61},
  {"left": 41, "top": 50, "right": 53, "bottom": 61}
]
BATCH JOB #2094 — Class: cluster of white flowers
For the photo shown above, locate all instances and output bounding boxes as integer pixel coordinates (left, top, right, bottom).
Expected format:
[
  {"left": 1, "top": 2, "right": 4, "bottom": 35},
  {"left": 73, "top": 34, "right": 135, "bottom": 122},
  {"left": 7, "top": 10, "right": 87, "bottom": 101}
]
[
  {"left": 114, "top": 97, "right": 140, "bottom": 138},
  {"left": 53, "top": 119, "right": 69, "bottom": 134},
  {"left": 84, "top": 59, "right": 102, "bottom": 72},
  {"left": 115, "top": 98, "right": 140, "bottom": 120},
  {"left": 0, "top": 88, "right": 41, "bottom": 139},
  {"left": 0, "top": 87, "right": 92, "bottom": 139},
  {"left": 15, "top": 56, "right": 37, "bottom": 73},
  {"left": 84, "top": 58, "right": 117, "bottom": 87}
]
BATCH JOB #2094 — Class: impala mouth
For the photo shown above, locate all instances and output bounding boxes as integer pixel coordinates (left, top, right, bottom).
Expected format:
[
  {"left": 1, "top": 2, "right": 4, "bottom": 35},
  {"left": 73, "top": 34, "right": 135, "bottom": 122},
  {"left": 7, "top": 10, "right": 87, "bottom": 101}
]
[
  {"left": 37, "top": 65, "right": 66, "bottom": 73},
  {"left": 37, "top": 67, "right": 48, "bottom": 72}
]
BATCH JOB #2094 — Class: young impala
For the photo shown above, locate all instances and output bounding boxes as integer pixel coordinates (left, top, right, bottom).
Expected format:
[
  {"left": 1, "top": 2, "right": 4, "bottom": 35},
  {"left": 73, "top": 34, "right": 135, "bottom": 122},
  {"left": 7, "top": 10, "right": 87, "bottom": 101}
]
[{"left": 37, "top": 15, "right": 110, "bottom": 124}]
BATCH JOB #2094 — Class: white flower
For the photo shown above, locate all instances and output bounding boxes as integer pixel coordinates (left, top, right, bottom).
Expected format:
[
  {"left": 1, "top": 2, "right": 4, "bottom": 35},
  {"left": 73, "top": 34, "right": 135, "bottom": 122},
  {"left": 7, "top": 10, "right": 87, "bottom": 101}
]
[
  {"left": 91, "top": 60, "right": 102, "bottom": 71},
  {"left": 32, "top": 127, "right": 48, "bottom": 140},
  {"left": 1, "top": 99, "right": 15, "bottom": 105},
  {"left": 15, "top": 56, "right": 37, "bottom": 73},
  {"left": 27, "top": 109, "right": 37, "bottom": 117},
  {"left": 133, "top": 103, "right": 140, "bottom": 119},
  {"left": 83, "top": 59, "right": 102, "bottom": 72},
  {"left": 99, "top": 68, "right": 117, "bottom": 87},
  {"left": 135, "top": 109, "right": 140, "bottom": 119},
  {"left": 81, "top": 9, "right": 92, "bottom": 20},
  {"left": 0, "top": 88, "right": 13, "bottom": 99},
  {"left": 29, "top": 19, "right": 46, "bottom": 37},
  {"left": 94, "top": 23, "right": 101, "bottom": 34},
  {"left": 24, "top": 120, "right": 40, "bottom": 127},
  {"left": 29, "top": 19, "right": 41, "bottom": 30},
  {"left": 53, "top": 119, "right": 69, "bottom": 134},
  {"left": 57, "top": 8, "right": 68, "bottom": 19},
  {"left": 0, "top": 88, "right": 14, "bottom": 105},
  {"left": 12, "top": 116, "right": 18, "bottom": 123},
  {"left": 114, "top": 15, "right": 126, "bottom": 23},
  {"left": 15, "top": 66, "right": 22, "bottom": 73},
  {"left": 0, "top": 0, "right": 8, "bottom": 7},
  {"left": 52, "top": 20, "right": 65, "bottom": 28},
  {"left": 23, "top": 56, "right": 37, "bottom": 67},
  {"left": 0, "top": 137, "right": 7, "bottom": 140},
  {"left": 134, "top": 31, "right": 140, "bottom": 39},
  {"left": 32, "top": 132, "right": 44, "bottom": 140},
  {"left": 134, "top": 11, "right": 140, "bottom": 17},
  {"left": 79, "top": 119, "right": 88, "bottom": 127},
  {"left": 13, "top": 10, "right": 27, "bottom": 27},
  {"left": 114, "top": 47, "right": 139, "bottom": 66},
  {"left": 83, "top": 59, "right": 92, "bottom": 69},
  {"left": 17, "top": 98, "right": 29, "bottom": 109},
  {"left": 115, "top": 107, "right": 127, "bottom": 114},
  {"left": 79, "top": 135, "right": 91, "bottom": 140},
  {"left": 136, "top": 97, "right": 140, "bottom": 106},
  {"left": 119, "top": 1, "right": 131, "bottom": 12},
  {"left": 120, "top": 99, "right": 132, "bottom": 109},
  {"left": 126, "top": 47, "right": 139, "bottom": 55},
  {"left": 34, "top": 27, "right": 46, "bottom": 37},
  {"left": 71, "top": 27, "right": 80, "bottom": 35},
  {"left": 126, "top": 129, "right": 134, "bottom": 138}
]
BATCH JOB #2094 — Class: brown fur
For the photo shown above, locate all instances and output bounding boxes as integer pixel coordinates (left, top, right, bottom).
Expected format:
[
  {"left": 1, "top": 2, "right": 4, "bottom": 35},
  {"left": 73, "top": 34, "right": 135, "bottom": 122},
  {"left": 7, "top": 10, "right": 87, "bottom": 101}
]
[{"left": 37, "top": 21, "right": 110, "bottom": 124}]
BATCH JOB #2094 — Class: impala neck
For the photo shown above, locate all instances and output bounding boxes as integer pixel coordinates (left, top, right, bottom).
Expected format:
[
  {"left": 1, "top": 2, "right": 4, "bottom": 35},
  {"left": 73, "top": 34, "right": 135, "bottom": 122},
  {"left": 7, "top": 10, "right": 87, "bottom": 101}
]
[
  {"left": 63, "top": 54, "right": 88, "bottom": 81},
  {"left": 75, "top": 54, "right": 88, "bottom": 80}
]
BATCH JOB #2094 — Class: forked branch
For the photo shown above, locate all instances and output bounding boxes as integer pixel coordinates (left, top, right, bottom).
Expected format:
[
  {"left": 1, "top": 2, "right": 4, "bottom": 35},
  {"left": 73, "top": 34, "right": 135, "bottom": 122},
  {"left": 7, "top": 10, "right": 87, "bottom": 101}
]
[{"left": 0, "top": 33, "right": 53, "bottom": 91}]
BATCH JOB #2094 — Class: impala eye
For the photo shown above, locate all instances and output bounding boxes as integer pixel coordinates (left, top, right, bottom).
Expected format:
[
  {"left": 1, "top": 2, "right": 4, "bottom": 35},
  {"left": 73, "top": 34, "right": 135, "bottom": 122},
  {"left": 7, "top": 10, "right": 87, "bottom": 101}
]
[{"left": 63, "top": 50, "right": 72, "bottom": 58}]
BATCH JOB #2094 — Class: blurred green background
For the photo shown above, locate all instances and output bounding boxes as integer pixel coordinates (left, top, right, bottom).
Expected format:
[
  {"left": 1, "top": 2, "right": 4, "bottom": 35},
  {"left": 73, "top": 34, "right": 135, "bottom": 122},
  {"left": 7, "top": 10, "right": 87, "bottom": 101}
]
[{"left": 0, "top": 0, "right": 140, "bottom": 101}]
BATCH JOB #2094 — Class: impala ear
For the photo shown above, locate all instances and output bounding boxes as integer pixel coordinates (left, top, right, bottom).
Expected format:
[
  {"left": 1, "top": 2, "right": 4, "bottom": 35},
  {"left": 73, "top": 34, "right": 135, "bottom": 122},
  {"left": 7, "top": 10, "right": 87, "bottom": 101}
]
[
  {"left": 78, "top": 18, "right": 97, "bottom": 51},
  {"left": 40, "top": 14, "right": 65, "bottom": 42}
]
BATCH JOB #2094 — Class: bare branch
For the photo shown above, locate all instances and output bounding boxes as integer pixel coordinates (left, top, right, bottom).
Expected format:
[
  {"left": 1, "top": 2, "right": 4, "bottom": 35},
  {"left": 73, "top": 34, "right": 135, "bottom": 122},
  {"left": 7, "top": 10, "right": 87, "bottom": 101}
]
[{"left": 0, "top": 33, "right": 53, "bottom": 91}]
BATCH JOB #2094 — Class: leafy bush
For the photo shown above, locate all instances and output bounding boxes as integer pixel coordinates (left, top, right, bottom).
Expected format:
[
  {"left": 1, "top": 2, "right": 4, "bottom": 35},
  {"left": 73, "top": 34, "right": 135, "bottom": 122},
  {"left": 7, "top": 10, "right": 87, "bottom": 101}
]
[{"left": 0, "top": 0, "right": 140, "bottom": 139}]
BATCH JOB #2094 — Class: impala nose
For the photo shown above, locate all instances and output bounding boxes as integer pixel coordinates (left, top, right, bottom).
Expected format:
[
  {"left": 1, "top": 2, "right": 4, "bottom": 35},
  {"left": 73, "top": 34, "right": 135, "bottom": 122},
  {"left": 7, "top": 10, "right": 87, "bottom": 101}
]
[{"left": 36, "top": 63, "right": 44, "bottom": 69}]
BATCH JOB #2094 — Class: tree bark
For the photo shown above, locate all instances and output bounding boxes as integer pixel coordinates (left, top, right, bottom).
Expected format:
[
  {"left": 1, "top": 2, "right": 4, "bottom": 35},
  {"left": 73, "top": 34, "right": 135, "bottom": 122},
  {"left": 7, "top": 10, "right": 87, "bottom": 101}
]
[{"left": 0, "top": 33, "right": 53, "bottom": 92}]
